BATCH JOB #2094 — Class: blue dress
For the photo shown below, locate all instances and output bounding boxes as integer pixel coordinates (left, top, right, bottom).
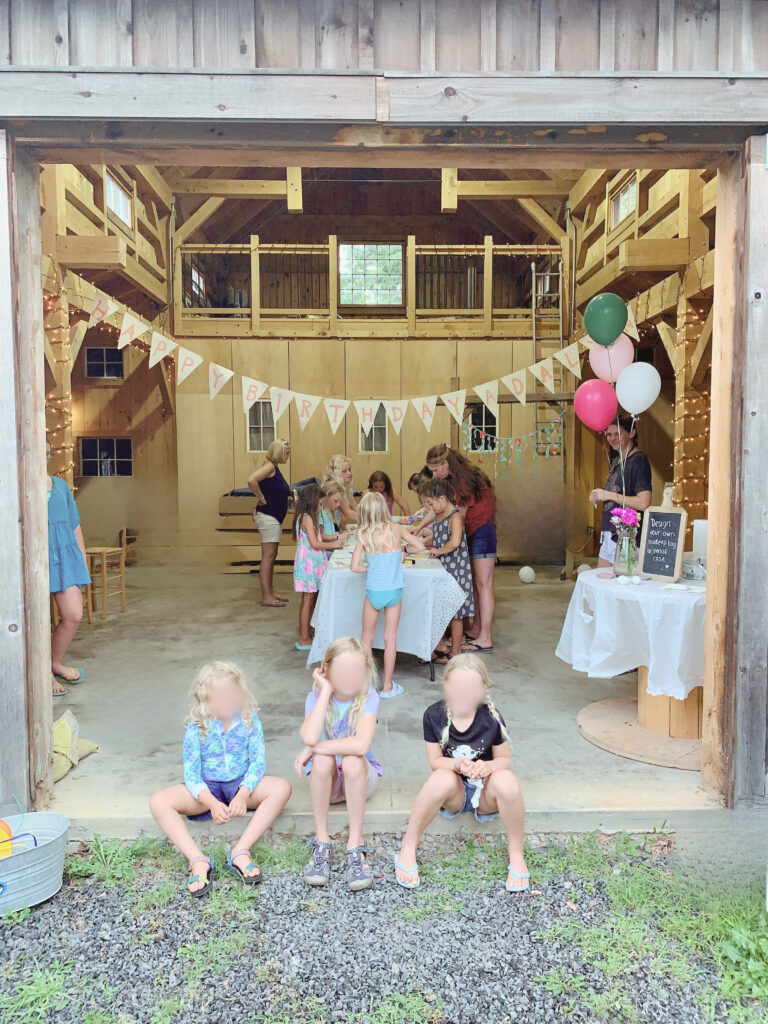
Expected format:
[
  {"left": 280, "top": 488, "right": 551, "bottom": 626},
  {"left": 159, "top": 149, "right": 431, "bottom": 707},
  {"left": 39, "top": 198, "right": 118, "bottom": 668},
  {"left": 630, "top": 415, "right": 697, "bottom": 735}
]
[{"left": 48, "top": 476, "right": 91, "bottom": 593}]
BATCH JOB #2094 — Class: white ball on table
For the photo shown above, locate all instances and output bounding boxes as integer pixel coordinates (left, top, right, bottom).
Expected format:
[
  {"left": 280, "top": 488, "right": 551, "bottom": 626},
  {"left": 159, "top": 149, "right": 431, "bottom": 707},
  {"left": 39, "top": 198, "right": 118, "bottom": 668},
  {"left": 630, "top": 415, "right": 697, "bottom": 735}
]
[{"left": 518, "top": 566, "right": 536, "bottom": 584}]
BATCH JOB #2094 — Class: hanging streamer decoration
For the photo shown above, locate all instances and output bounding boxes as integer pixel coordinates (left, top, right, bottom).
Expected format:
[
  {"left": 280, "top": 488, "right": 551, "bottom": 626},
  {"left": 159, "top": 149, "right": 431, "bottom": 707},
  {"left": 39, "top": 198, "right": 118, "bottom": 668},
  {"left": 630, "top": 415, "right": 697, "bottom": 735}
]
[{"left": 461, "top": 411, "right": 566, "bottom": 479}]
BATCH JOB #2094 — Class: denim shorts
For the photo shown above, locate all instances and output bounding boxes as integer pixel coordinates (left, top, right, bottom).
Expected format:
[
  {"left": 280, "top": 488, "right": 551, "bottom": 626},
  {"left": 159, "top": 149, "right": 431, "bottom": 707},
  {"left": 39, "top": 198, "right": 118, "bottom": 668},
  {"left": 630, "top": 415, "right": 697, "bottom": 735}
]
[
  {"left": 187, "top": 774, "right": 248, "bottom": 820},
  {"left": 439, "top": 776, "right": 499, "bottom": 823},
  {"left": 365, "top": 587, "right": 403, "bottom": 611},
  {"left": 469, "top": 522, "right": 497, "bottom": 559}
]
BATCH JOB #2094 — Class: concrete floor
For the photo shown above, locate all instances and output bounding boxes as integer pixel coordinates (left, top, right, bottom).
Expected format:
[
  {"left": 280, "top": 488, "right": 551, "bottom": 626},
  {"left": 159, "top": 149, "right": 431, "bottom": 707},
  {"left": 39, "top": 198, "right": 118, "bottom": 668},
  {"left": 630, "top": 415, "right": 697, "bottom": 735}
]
[{"left": 51, "top": 565, "right": 725, "bottom": 840}]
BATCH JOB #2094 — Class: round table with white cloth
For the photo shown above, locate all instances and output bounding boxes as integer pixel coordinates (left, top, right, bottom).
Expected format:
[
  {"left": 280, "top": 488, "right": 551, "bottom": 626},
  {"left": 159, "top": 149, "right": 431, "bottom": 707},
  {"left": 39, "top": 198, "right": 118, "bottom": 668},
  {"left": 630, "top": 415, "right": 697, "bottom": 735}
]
[
  {"left": 308, "top": 551, "right": 466, "bottom": 671},
  {"left": 556, "top": 569, "right": 707, "bottom": 769}
]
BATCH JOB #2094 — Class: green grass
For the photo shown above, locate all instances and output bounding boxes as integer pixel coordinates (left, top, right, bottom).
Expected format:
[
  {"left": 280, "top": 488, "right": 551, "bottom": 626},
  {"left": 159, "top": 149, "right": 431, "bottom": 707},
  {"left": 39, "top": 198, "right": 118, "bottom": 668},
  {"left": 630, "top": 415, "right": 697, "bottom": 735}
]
[
  {"left": 151, "top": 998, "right": 185, "bottom": 1024},
  {"left": 251, "top": 992, "right": 444, "bottom": 1024},
  {"left": 1, "top": 906, "right": 31, "bottom": 926},
  {"left": 395, "top": 889, "right": 465, "bottom": 922},
  {"left": 0, "top": 960, "right": 75, "bottom": 1023},
  {"left": 65, "top": 834, "right": 178, "bottom": 887}
]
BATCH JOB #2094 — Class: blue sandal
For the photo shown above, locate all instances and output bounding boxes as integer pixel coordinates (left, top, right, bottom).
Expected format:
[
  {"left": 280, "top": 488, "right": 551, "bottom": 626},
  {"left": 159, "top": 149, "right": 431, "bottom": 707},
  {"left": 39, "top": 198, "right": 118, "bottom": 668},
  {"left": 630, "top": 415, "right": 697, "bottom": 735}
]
[
  {"left": 506, "top": 864, "right": 530, "bottom": 893},
  {"left": 188, "top": 855, "right": 215, "bottom": 898},
  {"left": 393, "top": 853, "right": 420, "bottom": 889},
  {"left": 224, "top": 847, "right": 262, "bottom": 885}
]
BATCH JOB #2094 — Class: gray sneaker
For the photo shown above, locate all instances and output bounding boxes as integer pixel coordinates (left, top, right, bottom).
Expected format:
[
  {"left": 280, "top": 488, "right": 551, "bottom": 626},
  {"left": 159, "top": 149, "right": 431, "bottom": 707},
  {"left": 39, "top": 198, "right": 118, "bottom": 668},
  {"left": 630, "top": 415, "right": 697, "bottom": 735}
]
[
  {"left": 304, "top": 839, "right": 332, "bottom": 886},
  {"left": 346, "top": 846, "right": 373, "bottom": 892}
]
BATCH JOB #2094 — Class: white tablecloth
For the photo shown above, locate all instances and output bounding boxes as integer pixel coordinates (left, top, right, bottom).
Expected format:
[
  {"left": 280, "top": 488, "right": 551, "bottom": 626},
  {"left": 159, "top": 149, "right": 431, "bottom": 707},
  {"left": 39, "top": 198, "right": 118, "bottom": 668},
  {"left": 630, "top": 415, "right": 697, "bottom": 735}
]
[
  {"left": 307, "top": 553, "right": 466, "bottom": 666},
  {"left": 555, "top": 569, "right": 706, "bottom": 699}
]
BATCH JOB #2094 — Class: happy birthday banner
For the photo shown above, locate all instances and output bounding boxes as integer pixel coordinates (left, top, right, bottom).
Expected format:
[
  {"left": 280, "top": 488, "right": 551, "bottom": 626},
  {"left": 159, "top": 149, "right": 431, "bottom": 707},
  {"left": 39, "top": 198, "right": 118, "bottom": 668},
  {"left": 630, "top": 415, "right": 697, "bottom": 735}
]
[{"left": 89, "top": 290, "right": 597, "bottom": 436}]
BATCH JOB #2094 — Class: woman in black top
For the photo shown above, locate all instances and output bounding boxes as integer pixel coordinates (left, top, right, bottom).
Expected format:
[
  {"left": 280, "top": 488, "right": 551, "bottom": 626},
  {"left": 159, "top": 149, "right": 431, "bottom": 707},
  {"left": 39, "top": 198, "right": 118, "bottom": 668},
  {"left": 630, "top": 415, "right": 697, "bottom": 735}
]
[
  {"left": 589, "top": 414, "right": 652, "bottom": 567},
  {"left": 248, "top": 438, "right": 291, "bottom": 606}
]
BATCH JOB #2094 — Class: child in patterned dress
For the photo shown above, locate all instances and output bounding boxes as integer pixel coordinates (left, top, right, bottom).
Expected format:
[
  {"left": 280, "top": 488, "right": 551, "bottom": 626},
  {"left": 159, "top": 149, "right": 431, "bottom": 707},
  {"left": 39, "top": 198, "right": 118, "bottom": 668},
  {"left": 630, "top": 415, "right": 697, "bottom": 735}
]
[
  {"left": 425, "top": 478, "right": 474, "bottom": 662},
  {"left": 294, "top": 484, "right": 344, "bottom": 652}
]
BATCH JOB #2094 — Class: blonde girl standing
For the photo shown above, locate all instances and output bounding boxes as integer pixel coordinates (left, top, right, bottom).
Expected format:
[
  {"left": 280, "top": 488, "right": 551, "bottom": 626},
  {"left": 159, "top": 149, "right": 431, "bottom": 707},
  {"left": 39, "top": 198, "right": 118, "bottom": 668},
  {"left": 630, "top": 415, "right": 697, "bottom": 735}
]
[
  {"left": 149, "top": 662, "right": 291, "bottom": 897},
  {"left": 322, "top": 454, "right": 358, "bottom": 524},
  {"left": 293, "top": 484, "right": 344, "bottom": 651},
  {"left": 394, "top": 653, "right": 528, "bottom": 894},
  {"left": 351, "top": 492, "right": 426, "bottom": 698},
  {"left": 294, "top": 638, "right": 382, "bottom": 891}
]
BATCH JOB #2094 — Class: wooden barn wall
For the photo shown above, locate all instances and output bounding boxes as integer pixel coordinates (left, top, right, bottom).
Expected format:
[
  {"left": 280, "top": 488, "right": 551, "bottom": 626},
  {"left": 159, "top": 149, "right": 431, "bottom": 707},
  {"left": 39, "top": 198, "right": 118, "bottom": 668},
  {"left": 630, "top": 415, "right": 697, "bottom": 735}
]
[{"left": 3, "top": 0, "right": 768, "bottom": 74}]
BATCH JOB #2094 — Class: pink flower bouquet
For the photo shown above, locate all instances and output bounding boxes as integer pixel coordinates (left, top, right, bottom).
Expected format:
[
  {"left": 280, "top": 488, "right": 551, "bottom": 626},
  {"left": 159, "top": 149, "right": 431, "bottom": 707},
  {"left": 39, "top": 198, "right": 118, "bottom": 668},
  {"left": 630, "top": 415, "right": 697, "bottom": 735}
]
[{"left": 610, "top": 506, "right": 640, "bottom": 530}]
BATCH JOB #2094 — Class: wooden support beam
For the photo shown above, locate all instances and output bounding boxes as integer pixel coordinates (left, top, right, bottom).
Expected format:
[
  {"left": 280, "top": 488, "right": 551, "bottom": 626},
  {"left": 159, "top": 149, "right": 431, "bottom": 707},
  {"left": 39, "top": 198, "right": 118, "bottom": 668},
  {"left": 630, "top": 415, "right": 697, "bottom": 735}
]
[
  {"left": 328, "top": 233, "right": 338, "bottom": 336},
  {"left": 174, "top": 197, "right": 226, "bottom": 245},
  {"left": 43, "top": 334, "right": 57, "bottom": 377},
  {"left": 250, "top": 235, "right": 260, "bottom": 336},
  {"left": 656, "top": 321, "right": 678, "bottom": 368},
  {"left": 55, "top": 233, "right": 127, "bottom": 270},
  {"left": 618, "top": 237, "right": 691, "bottom": 272},
  {"left": 285, "top": 167, "right": 303, "bottom": 213},
  {"left": 130, "top": 164, "right": 173, "bottom": 213},
  {"left": 406, "top": 235, "right": 416, "bottom": 336},
  {"left": 69, "top": 319, "right": 88, "bottom": 365},
  {"left": 688, "top": 305, "right": 714, "bottom": 388},
  {"left": 441, "top": 168, "right": 458, "bottom": 213},
  {"left": 153, "top": 362, "right": 174, "bottom": 417},
  {"left": 515, "top": 197, "right": 565, "bottom": 242},
  {"left": 483, "top": 235, "right": 493, "bottom": 336}
]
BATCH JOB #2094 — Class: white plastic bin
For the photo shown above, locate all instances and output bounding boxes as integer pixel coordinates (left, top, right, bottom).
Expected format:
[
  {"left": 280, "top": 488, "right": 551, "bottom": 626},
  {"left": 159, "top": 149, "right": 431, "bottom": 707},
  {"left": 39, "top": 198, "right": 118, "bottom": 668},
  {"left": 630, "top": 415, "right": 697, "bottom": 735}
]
[{"left": 0, "top": 813, "right": 70, "bottom": 914}]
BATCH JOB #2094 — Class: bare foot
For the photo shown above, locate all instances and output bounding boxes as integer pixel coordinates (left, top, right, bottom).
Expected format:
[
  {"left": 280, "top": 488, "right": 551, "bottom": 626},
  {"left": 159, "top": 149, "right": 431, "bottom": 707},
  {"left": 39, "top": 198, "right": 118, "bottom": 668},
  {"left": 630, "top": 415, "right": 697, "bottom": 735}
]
[
  {"left": 52, "top": 673, "right": 65, "bottom": 695},
  {"left": 52, "top": 664, "right": 83, "bottom": 683},
  {"left": 232, "top": 852, "right": 261, "bottom": 880},
  {"left": 395, "top": 845, "right": 419, "bottom": 886},
  {"left": 506, "top": 853, "right": 529, "bottom": 891},
  {"left": 260, "top": 600, "right": 287, "bottom": 608},
  {"left": 188, "top": 857, "right": 212, "bottom": 895}
]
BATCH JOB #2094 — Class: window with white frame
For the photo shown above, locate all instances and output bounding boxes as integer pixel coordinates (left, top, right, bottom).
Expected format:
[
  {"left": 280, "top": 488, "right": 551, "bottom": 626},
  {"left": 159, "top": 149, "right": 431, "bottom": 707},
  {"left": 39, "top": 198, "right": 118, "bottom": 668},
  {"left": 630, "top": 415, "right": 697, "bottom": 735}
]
[
  {"left": 79, "top": 437, "right": 132, "bottom": 477},
  {"left": 359, "top": 403, "right": 388, "bottom": 453},
  {"left": 247, "top": 400, "right": 276, "bottom": 452},
  {"left": 85, "top": 346, "right": 123, "bottom": 379},
  {"left": 610, "top": 176, "right": 637, "bottom": 230},
  {"left": 105, "top": 172, "right": 132, "bottom": 227},
  {"left": 339, "top": 243, "right": 403, "bottom": 306},
  {"left": 190, "top": 261, "right": 206, "bottom": 304},
  {"left": 469, "top": 405, "right": 497, "bottom": 452}
]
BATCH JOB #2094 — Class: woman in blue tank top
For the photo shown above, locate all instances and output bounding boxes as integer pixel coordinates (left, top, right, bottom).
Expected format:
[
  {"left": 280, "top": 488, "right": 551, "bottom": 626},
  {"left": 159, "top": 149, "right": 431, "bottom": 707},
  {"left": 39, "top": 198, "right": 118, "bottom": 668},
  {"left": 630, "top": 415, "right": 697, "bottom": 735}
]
[{"left": 350, "top": 493, "right": 426, "bottom": 699}]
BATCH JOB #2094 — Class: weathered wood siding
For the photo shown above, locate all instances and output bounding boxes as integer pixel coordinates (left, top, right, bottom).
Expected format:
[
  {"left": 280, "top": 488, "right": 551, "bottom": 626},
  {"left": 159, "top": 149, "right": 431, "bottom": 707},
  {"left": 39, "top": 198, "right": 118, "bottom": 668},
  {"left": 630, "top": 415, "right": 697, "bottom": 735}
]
[{"left": 3, "top": 0, "right": 767, "bottom": 74}]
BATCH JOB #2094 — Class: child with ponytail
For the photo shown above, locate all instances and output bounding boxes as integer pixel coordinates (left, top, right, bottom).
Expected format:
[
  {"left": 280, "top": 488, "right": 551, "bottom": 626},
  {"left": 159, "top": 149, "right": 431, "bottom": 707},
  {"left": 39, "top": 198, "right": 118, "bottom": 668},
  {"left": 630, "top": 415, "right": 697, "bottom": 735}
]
[{"left": 394, "top": 653, "right": 529, "bottom": 894}]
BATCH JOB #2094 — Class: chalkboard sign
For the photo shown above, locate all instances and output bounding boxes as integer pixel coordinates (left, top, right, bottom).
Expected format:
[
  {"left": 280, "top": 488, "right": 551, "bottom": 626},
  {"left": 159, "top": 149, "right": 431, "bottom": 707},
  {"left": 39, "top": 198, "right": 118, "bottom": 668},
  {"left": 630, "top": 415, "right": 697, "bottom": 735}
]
[{"left": 638, "top": 505, "right": 688, "bottom": 581}]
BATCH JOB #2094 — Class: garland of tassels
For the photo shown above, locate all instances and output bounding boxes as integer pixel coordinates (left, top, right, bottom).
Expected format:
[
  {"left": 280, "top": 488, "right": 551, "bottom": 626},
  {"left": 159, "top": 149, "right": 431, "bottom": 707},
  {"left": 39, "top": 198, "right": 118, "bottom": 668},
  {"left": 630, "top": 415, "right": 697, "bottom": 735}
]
[{"left": 461, "top": 411, "right": 566, "bottom": 478}]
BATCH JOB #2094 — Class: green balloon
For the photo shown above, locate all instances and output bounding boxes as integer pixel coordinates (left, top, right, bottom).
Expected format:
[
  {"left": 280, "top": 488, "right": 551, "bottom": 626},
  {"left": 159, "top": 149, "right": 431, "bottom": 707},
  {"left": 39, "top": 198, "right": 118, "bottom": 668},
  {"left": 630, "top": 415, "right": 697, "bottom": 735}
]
[{"left": 584, "top": 292, "right": 628, "bottom": 347}]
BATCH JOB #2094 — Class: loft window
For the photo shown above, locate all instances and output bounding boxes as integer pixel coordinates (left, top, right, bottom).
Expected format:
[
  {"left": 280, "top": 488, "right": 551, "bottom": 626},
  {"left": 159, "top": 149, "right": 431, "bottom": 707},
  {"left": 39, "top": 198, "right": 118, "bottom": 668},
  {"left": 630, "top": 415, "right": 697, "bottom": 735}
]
[
  {"left": 469, "top": 405, "right": 497, "bottom": 452},
  {"left": 247, "top": 400, "right": 276, "bottom": 453},
  {"left": 79, "top": 437, "right": 132, "bottom": 477},
  {"left": 359, "top": 403, "right": 388, "bottom": 453},
  {"left": 339, "top": 243, "right": 403, "bottom": 306},
  {"left": 105, "top": 173, "right": 132, "bottom": 227},
  {"left": 610, "top": 176, "right": 637, "bottom": 230},
  {"left": 85, "top": 346, "right": 123, "bottom": 380},
  {"left": 190, "top": 260, "right": 206, "bottom": 304}
]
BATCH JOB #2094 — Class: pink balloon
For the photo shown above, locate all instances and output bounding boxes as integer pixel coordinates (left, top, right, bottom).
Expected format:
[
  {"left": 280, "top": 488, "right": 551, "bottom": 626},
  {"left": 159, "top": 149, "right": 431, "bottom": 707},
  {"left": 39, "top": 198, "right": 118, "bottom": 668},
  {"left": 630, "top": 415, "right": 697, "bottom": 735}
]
[
  {"left": 588, "top": 333, "right": 635, "bottom": 383},
  {"left": 574, "top": 379, "right": 618, "bottom": 432}
]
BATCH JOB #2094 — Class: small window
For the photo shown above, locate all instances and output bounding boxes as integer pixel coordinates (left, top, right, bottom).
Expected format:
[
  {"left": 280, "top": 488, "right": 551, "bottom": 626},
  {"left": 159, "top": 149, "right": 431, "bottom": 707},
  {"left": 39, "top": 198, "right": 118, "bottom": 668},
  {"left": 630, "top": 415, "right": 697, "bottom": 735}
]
[
  {"left": 470, "top": 405, "right": 497, "bottom": 452},
  {"left": 105, "top": 173, "right": 132, "bottom": 227},
  {"left": 359, "top": 403, "right": 388, "bottom": 453},
  {"left": 339, "top": 243, "right": 403, "bottom": 306},
  {"left": 247, "top": 400, "right": 276, "bottom": 453},
  {"left": 85, "top": 347, "right": 123, "bottom": 380},
  {"left": 190, "top": 260, "right": 206, "bottom": 304},
  {"left": 610, "top": 176, "right": 637, "bottom": 230},
  {"left": 79, "top": 437, "right": 132, "bottom": 477}
]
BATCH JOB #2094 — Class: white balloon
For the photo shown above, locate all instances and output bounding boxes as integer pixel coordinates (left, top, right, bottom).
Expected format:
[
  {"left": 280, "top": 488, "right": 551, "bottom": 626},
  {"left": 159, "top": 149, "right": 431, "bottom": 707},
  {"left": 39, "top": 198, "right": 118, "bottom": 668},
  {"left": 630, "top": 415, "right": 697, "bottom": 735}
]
[
  {"left": 615, "top": 362, "right": 662, "bottom": 415},
  {"left": 518, "top": 566, "right": 536, "bottom": 584},
  {"left": 576, "top": 563, "right": 591, "bottom": 575}
]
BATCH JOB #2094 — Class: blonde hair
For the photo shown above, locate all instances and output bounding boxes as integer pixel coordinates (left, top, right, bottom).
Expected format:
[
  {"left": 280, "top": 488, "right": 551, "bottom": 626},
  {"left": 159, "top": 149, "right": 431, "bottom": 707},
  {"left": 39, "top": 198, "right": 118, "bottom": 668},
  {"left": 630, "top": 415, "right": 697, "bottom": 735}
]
[
  {"left": 357, "top": 491, "right": 397, "bottom": 554},
  {"left": 440, "top": 653, "right": 511, "bottom": 750},
  {"left": 186, "top": 661, "right": 258, "bottom": 737},
  {"left": 267, "top": 438, "right": 289, "bottom": 464},
  {"left": 316, "top": 637, "right": 378, "bottom": 737},
  {"left": 322, "top": 480, "right": 344, "bottom": 499},
  {"left": 323, "top": 454, "right": 354, "bottom": 503}
]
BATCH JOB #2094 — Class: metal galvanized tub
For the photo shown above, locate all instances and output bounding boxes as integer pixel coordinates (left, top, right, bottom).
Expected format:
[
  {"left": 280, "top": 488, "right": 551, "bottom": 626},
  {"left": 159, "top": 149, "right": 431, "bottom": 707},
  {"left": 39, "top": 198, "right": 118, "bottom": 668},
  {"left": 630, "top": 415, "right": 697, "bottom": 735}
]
[{"left": 0, "top": 813, "right": 70, "bottom": 914}]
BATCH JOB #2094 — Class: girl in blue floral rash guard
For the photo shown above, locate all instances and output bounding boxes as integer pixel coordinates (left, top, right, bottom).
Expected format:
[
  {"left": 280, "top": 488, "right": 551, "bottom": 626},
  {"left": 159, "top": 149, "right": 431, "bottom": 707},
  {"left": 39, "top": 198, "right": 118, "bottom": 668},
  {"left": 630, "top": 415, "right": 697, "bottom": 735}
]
[{"left": 150, "top": 662, "right": 291, "bottom": 897}]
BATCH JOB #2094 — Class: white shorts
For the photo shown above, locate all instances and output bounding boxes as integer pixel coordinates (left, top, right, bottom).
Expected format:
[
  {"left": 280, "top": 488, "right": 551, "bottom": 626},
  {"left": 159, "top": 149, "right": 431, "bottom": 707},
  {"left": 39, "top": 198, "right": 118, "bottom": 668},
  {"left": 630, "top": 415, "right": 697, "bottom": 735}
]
[
  {"left": 598, "top": 530, "right": 617, "bottom": 563},
  {"left": 254, "top": 511, "right": 282, "bottom": 544}
]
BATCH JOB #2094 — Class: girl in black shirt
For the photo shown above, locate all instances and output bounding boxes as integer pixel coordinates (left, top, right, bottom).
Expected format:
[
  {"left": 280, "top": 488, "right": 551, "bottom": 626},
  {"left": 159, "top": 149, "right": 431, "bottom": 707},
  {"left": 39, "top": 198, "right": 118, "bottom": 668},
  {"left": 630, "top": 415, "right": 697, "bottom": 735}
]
[{"left": 393, "top": 653, "right": 529, "bottom": 893}]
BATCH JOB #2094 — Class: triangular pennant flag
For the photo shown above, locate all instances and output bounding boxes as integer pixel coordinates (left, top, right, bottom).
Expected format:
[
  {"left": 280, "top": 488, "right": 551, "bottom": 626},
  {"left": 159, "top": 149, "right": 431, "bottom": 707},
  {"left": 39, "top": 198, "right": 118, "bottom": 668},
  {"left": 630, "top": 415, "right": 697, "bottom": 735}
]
[
  {"left": 440, "top": 389, "right": 466, "bottom": 426},
  {"left": 529, "top": 357, "right": 557, "bottom": 394},
  {"left": 383, "top": 400, "right": 409, "bottom": 436},
  {"left": 176, "top": 346, "right": 204, "bottom": 385},
  {"left": 209, "top": 362, "right": 234, "bottom": 399},
  {"left": 578, "top": 334, "right": 594, "bottom": 350},
  {"left": 293, "top": 393, "right": 322, "bottom": 431},
  {"left": 354, "top": 400, "right": 380, "bottom": 437},
  {"left": 500, "top": 370, "right": 527, "bottom": 406},
  {"left": 242, "top": 376, "right": 268, "bottom": 414},
  {"left": 88, "top": 290, "right": 119, "bottom": 328},
  {"left": 323, "top": 398, "right": 350, "bottom": 435},
  {"left": 270, "top": 386, "right": 294, "bottom": 424},
  {"left": 117, "top": 311, "right": 149, "bottom": 350},
  {"left": 624, "top": 305, "right": 640, "bottom": 343},
  {"left": 410, "top": 395, "right": 438, "bottom": 430},
  {"left": 472, "top": 379, "right": 499, "bottom": 418},
  {"left": 553, "top": 342, "right": 583, "bottom": 380},
  {"left": 148, "top": 331, "right": 177, "bottom": 368}
]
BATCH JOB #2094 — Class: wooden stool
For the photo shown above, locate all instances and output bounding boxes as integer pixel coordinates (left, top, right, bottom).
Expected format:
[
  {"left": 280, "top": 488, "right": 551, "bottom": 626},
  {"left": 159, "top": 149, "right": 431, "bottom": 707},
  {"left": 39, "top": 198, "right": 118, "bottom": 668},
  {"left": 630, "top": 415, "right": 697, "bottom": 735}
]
[
  {"left": 86, "top": 528, "right": 127, "bottom": 620},
  {"left": 50, "top": 586, "right": 93, "bottom": 627},
  {"left": 636, "top": 666, "right": 703, "bottom": 739}
]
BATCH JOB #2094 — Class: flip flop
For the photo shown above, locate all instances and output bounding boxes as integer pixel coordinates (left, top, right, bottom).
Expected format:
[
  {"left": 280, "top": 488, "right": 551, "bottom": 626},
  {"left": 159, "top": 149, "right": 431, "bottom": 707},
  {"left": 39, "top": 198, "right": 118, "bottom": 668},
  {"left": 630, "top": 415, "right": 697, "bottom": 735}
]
[
  {"left": 261, "top": 601, "right": 287, "bottom": 608},
  {"left": 188, "top": 855, "right": 216, "bottom": 898},
  {"left": 224, "top": 848, "right": 262, "bottom": 886},
  {"left": 393, "top": 853, "right": 420, "bottom": 889},
  {"left": 380, "top": 683, "right": 404, "bottom": 699},
  {"left": 461, "top": 642, "right": 494, "bottom": 653},
  {"left": 54, "top": 669, "right": 85, "bottom": 684},
  {"left": 295, "top": 641, "right": 312, "bottom": 651},
  {"left": 52, "top": 688, "right": 66, "bottom": 697},
  {"left": 431, "top": 652, "right": 451, "bottom": 665},
  {"left": 506, "top": 865, "right": 530, "bottom": 893}
]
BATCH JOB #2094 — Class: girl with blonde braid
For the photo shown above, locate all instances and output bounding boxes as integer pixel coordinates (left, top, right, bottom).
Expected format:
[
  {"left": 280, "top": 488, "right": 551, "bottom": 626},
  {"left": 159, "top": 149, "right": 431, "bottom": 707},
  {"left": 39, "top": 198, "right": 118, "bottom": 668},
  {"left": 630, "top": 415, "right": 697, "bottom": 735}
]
[
  {"left": 295, "top": 638, "right": 382, "bottom": 891},
  {"left": 394, "top": 653, "right": 529, "bottom": 894},
  {"left": 322, "top": 454, "right": 358, "bottom": 524}
]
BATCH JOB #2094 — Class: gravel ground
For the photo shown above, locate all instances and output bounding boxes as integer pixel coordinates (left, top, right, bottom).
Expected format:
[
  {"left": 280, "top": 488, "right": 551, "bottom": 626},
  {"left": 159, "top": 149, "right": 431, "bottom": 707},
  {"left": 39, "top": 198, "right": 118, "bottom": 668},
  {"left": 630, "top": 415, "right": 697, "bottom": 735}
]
[{"left": 1, "top": 831, "right": 766, "bottom": 1024}]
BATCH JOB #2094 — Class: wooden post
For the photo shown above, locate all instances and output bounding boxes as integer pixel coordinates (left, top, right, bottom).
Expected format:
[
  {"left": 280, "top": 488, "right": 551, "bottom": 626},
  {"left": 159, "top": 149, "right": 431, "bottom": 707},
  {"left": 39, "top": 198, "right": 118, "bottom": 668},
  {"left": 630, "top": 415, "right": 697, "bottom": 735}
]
[
  {"left": 328, "top": 234, "right": 338, "bottom": 337},
  {"left": 45, "top": 267, "right": 73, "bottom": 487},
  {"left": 406, "top": 235, "right": 416, "bottom": 337},
  {"left": 483, "top": 235, "right": 493, "bottom": 337},
  {"left": 0, "top": 132, "right": 51, "bottom": 810},
  {"left": 250, "top": 234, "right": 260, "bottom": 336}
]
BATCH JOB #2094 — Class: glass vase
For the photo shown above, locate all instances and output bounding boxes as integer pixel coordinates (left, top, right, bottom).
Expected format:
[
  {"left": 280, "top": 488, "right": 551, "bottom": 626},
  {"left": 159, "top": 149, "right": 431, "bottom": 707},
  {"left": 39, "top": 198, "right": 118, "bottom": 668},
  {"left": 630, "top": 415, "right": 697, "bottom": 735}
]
[{"left": 613, "top": 525, "right": 638, "bottom": 577}]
